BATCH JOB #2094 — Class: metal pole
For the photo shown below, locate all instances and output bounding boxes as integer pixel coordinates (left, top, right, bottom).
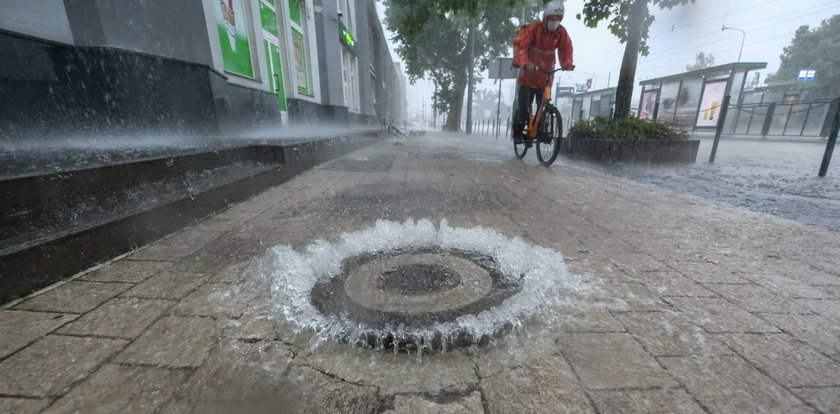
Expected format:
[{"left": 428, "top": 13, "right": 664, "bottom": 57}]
[
  {"left": 495, "top": 58, "right": 503, "bottom": 139},
  {"left": 653, "top": 102, "right": 660, "bottom": 120},
  {"left": 709, "top": 95, "right": 731, "bottom": 164},
  {"left": 466, "top": 19, "right": 476, "bottom": 135},
  {"left": 761, "top": 102, "right": 776, "bottom": 138},
  {"left": 818, "top": 101, "right": 840, "bottom": 177}
]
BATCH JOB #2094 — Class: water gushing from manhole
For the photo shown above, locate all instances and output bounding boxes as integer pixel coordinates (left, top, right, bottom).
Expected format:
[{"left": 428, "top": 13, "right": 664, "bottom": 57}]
[{"left": 252, "top": 219, "right": 594, "bottom": 354}]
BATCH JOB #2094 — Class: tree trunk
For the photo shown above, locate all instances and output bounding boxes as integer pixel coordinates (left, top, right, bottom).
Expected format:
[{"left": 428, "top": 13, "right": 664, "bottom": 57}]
[
  {"left": 613, "top": 0, "right": 648, "bottom": 119},
  {"left": 445, "top": 82, "right": 467, "bottom": 131}
]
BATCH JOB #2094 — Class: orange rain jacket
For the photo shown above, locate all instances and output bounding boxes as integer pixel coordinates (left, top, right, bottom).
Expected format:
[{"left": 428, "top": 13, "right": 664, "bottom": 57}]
[{"left": 512, "top": 21, "right": 574, "bottom": 89}]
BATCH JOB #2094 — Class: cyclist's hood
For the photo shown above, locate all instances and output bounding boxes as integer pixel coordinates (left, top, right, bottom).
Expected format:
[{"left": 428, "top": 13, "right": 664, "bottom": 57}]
[{"left": 544, "top": 0, "right": 564, "bottom": 32}]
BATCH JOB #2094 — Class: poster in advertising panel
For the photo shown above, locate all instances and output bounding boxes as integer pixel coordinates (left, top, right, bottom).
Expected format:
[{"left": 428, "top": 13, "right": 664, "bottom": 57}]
[
  {"left": 291, "top": 29, "right": 311, "bottom": 95},
  {"left": 215, "top": 0, "right": 255, "bottom": 78},
  {"left": 639, "top": 90, "right": 658, "bottom": 120},
  {"left": 696, "top": 80, "right": 727, "bottom": 127}
]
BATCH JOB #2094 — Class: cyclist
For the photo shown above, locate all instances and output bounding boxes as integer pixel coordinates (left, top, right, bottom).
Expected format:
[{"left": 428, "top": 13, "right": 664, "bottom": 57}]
[{"left": 511, "top": 0, "right": 575, "bottom": 145}]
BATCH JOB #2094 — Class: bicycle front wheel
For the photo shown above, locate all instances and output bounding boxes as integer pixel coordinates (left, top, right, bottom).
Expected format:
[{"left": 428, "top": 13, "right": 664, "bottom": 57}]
[{"left": 536, "top": 107, "right": 562, "bottom": 166}]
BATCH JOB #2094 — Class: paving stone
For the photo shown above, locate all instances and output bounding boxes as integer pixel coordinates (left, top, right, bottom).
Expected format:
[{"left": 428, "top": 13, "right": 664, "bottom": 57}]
[
  {"left": 57, "top": 297, "right": 173, "bottom": 339},
  {"left": 740, "top": 273, "right": 829, "bottom": 299},
  {"left": 721, "top": 333, "right": 840, "bottom": 387},
  {"left": 608, "top": 253, "right": 669, "bottom": 275},
  {"left": 42, "top": 363, "right": 190, "bottom": 414},
  {"left": 557, "top": 332, "right": 677, "bottom": 389},
  {"left": 629, "top": 271, "right": 717, "bottom": 297},
  {"left": 208, "top": 259, "right": 254, "bottom": 284},
  {"left": 669, "top": 261, "right": 749, "bottom": 284},
  {"left": 281, "top": 364, "right": 380, "bottom": 413},
  {"left": 795, "top": 299, "right": 840, "bottom": 320},
  {"left": 481, "top": 356, "right": 593, "bottom": 413},
  {"left": 756, "top": 313, "right": 840, "bottom": 357},
  {"left": 114, "top": 316, "right": 218, "bottom": 368},
  {"left": 616, "top": 311, "right": 729, "bottom": 357},
  {"left": 0, "top": 310, "right": 78, "bottom": 359},
  {"left": 127, "top": 243, "right": 203, "bottom": 262},
  {"left": 660, "top": 355, "right": 811, "bottom": 413},
  {"left": 588, "top": 388, "right": 706, "bottom": 414},
  {"left": 794, "top": 386, "right": 840, "bottom": 414},
  {"left": 559, "top": 311, "right": 625, "bottom": 333},
  {"left": 171, "top": 283, "right": 254, "bottom": 318},
  {"left": 819, "top": 285, "right": 840, "bottom": 299},
  {"left": 14, "top": 281, "right": 133, "bottom": 314},
  {"left": 122, "top": 272, "right": 206, "bottom": 300},
  {"left": 664, "top": 297, "right": 779, "bottom": 333},
  {"left": 178, "top": 339, "right": 294, "bottom": 402},
  {"left": 0, "top": 335, "right": 128, "bottom": 397},
  {"left": 704, "top": 283, "right": 812, "bottom": 314},
  {"left": 383, "top": 392, "right": 483, "bottom": 414},
  {"left": 0, "top": 398, "right": 51, "bottom": 414},
  {"left": 598, "top": 281, "right": 671, "bottom": 312},
  {"left": 79, "top": 260, "right": 166, "bottom": 283}
]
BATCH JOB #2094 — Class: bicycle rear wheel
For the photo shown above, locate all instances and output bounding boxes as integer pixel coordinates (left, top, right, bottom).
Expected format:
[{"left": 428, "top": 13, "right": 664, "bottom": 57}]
[{"left": 536, "top": 107, "right": 562, "bottom": 166}]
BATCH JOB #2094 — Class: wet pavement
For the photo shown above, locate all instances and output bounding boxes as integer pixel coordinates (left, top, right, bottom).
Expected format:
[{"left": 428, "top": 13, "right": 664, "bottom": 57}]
[{"left": 2, "top": 132, "right": 839, "bottom": 413}]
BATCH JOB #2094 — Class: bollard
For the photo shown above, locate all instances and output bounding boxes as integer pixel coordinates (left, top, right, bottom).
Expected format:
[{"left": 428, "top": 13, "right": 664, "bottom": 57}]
[
  {"left": 818, "top": 100, "right": 840, "bottom": 177},
  {"left": 505, "top": 118, "right": 510, "bottom": 138},
  {"left": 709, "top": 95, "right": 731, "bottom": 164}
]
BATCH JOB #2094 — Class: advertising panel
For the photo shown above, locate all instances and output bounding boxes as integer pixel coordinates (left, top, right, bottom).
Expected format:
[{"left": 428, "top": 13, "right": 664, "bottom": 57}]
[
  {"left": 639, "top": 90, "right": 658, "bottom": 120},
  {"left": 292, "top": 28, "right": 311, "bottom": 95},
  {"left": 215, "top": 0, "right": 255, "bottom": 78},
  {"left": 696, "top": 80, "right": 727, "bottom": 127}
]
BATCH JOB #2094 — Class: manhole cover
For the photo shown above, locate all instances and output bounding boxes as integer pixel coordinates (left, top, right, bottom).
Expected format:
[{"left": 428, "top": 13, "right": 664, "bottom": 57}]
[{"left": 254, "top": 219, "right": 591, "bottom": 353}]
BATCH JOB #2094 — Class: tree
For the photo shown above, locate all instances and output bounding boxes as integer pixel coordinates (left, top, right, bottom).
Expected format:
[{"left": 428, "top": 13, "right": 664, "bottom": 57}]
[
  {"left": 685, "top": 51, "right": 715, "bottom": 71},
  {"left": 383, "top": 0, "right": 539, "bottom": 131},
  {"left": 766, "top": 15, "right": 840, "bottom": 98},
  {"left": 576, "top": 0, "right": 696, "bottom": 119}
]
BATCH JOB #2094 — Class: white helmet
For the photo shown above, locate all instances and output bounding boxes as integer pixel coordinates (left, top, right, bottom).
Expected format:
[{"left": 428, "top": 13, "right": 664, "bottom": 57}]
[{"left": 544, "top": 0, "right": 565, "bottom": 31}]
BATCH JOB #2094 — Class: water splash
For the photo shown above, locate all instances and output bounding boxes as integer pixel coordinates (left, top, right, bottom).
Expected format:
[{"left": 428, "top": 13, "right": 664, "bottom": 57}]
[{"left": 252, "top": 218, "right": 598, "bottom": 353}]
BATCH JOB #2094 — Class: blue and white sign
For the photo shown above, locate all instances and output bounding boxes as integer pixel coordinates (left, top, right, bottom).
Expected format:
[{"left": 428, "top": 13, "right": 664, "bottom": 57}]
[{"left": 798, "top": 69, "right": 816, "bottom": 80}]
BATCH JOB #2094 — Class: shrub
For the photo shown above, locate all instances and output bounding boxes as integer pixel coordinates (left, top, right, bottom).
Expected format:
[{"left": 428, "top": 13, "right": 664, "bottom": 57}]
[{"left": 567, "top": 117, "right": 688, "bottom": 141}]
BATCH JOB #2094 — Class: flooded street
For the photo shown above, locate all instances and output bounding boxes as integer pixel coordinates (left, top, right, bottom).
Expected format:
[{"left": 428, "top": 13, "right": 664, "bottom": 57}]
[{"left": 563, "top": 137, "right": 840, "bottom": 232}]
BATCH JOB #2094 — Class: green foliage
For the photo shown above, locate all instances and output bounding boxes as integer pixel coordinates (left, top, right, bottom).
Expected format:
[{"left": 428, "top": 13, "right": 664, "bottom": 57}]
[
  {"left": 766, "top": 15, "right": 840, "bottom": 97},
  {"left": 568, "top": 117, "right": 688, "bottom": 141},
  {"left": 685, "top": 51, "right": 715, "bottom": 71},
  {"left": 409, "top": 130, "right": 427, "bottom": 136},
  {"left": 382, "top": 0, "right": 539, "bottom": 119},
  {"left": 576, "top": 0, "right": 695, "bottom": 56}
]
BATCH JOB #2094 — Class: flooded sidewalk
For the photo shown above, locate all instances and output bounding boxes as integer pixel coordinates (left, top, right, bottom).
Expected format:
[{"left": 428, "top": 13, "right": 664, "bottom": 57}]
[{"left": 2, "top": 132, "right": 839, "bottom": 413}]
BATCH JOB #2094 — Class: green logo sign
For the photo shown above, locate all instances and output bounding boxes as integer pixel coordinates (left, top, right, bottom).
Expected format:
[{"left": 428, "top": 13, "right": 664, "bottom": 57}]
[{"left": 338, "top": 20, "right": 357, "bottom": 55}]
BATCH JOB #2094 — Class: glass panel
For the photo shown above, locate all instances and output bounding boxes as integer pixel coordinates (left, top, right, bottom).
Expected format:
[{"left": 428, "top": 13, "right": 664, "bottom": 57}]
[
  {"left": 288, "top": 0, "right": 302, "bottom": 26},
  {"left": 675, "top": 77, "right": 702, "bottom": 127},
  {"left": 214, "top": 0, "right": 255, "bottom": 78},
  {"left": 747, "top": 106, "right": 769, "bottom": 135},
  {"left": 729, "top": 71, "right": 745, "bottom": 106},
  {"left": 291, "top": 28, "right": 311, "bottom": 95},
  {"left": 767, "top": 104, "right": 791, "bottom": 136},
  {"left": 802, "top": 103, "right": 830, "bottom": 136},
  {"left": 582, "top": 95, "right": 592, "bottom": 120},
  {"left": 783, "top": 103, "right": 809, "bottom": 136},
  {"left": 659, "top": 80, "right": 680, "bottom": 123},
  {"left": 260, "top": 3, "right": 279, "bottom": 37}
]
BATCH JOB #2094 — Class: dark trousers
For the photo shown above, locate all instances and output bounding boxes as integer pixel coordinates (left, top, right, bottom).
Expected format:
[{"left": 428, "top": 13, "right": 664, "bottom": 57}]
[{"left": 513, "top": 86, "right": 542, "bottom": 138}]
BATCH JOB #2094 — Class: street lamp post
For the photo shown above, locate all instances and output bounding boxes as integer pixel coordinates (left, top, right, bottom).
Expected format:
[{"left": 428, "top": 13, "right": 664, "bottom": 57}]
[{"left": 721, "top": 25, "right": 746, "bottom": 63}]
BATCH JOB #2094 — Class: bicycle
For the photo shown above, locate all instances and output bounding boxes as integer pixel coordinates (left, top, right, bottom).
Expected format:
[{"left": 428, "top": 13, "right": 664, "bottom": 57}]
[{"left": 512, "top": 67, "right": 569, "bottom": 166}]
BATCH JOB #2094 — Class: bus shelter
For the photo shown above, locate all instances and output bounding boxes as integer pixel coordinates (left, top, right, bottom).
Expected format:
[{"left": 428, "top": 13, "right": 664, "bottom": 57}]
[
  {"left": 570, "top": 87, "right": 617, "bottom": 122},
  {"left": 638, "top": 62, "right": 766, "bottom": 129}
]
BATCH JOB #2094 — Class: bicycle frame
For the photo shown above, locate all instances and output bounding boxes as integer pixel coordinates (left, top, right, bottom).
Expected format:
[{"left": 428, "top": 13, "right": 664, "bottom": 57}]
[{"left": 525, "top": 70, "right": 560, "bottom": 139}]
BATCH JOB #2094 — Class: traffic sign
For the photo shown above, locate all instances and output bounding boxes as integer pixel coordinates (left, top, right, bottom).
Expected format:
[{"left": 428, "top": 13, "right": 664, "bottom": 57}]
[{"left": 798, "top": 69, "right": 816, "bottom": 80}]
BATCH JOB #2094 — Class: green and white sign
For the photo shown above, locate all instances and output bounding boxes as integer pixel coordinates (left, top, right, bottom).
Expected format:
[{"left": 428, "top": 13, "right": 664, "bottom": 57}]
[
  {"left": 215, "top": 0, "right": 255, "bottom": 78},
  {"left": 339, "top": 20, "right": 357, "bottom": 55}
]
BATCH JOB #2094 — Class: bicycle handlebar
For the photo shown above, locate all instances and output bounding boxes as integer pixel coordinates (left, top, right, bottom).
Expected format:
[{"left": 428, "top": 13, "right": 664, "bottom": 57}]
[{"left": 522, "top": 65, "right": 575, "bottom": 73}]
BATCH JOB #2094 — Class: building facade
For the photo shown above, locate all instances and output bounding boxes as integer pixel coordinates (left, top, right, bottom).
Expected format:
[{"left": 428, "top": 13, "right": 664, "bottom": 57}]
[{"left": 0, "top": 0, "right": 405, "bottom": 139}]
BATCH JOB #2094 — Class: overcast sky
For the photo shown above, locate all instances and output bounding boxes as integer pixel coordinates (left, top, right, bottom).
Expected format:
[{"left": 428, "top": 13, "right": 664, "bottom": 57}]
[{"left": 376, "top": 0, "right": 840, "bottom": 118}]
